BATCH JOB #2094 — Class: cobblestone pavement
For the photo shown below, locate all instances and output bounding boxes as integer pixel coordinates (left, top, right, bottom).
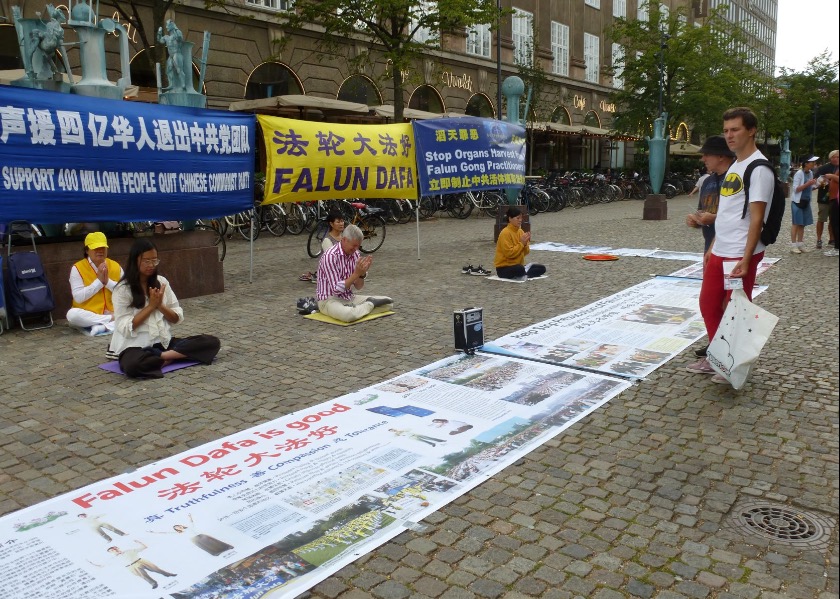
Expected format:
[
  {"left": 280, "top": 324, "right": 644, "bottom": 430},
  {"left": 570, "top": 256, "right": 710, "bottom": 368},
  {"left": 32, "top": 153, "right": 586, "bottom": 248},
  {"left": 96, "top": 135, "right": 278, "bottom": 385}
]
[{"left": 1, "top": 195, "right": 837, "bottom": 598}]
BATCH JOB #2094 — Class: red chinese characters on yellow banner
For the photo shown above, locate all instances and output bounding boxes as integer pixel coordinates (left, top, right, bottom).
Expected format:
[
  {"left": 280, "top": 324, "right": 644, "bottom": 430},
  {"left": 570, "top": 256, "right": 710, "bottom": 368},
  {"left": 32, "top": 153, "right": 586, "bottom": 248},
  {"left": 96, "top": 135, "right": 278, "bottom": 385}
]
[{"left": 258, "top": 116, "right": 418, "bottom": 203}]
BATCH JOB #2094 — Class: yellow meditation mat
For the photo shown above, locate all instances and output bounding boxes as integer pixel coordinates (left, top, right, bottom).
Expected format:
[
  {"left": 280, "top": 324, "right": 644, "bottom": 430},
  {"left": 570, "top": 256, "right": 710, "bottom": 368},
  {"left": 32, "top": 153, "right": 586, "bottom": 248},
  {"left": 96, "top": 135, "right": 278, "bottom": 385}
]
[{"left": 303, "top": 310, "right": 395, "bottom": 326}]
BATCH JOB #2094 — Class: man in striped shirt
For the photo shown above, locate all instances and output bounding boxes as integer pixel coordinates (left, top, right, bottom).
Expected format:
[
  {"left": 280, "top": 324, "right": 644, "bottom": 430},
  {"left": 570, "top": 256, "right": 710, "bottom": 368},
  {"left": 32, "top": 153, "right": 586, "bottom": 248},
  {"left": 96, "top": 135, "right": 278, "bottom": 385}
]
[{"left": 315, "top": 225, "right": 393, "bottom": 322}]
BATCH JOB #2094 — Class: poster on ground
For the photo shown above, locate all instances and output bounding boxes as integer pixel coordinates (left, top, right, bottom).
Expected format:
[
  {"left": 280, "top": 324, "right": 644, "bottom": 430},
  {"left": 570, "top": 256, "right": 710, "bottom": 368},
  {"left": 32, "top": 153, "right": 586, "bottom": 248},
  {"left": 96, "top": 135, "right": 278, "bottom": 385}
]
[
  {"left": 413, "top": 117, "right": 526, "bottom": 196},
  {"left": 483, "top": 276, "right": 715, "bottom": 379},
  {"left": 668, "top": 257, "right": 779, "bottom": 279},
  {"left": 0, "top": 355, "right": 628, "bottom": 599},
  {"left": 258, "top": 116, "right": 417, "bottom": 203},
  {"left": 0, "top": 85, "right": 255, "bottom": 224}
]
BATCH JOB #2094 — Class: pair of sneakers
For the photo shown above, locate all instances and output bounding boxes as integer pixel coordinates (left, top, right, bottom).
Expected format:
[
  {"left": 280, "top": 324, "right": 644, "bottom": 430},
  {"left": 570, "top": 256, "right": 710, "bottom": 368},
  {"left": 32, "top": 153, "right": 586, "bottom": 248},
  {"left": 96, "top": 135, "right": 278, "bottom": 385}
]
[
  {"left": 296, "top": 297, "right": 318, "bottom": 314},
  {"left": 462, "top": 264, "right": 491, "bottom": 276},
  {"left": 685, "top": 358, "right": 729, "bottom": 385}
]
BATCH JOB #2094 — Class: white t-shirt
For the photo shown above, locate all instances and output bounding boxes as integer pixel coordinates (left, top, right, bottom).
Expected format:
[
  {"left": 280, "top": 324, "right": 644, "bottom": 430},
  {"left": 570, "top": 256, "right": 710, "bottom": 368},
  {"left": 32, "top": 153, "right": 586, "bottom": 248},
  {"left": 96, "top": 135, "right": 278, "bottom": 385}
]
[
  {"left": 694, "top": 174, "right": 709, "bottom": 192},
  {"left": 712, "top": 149, "right": 773, "bottom": 258}
]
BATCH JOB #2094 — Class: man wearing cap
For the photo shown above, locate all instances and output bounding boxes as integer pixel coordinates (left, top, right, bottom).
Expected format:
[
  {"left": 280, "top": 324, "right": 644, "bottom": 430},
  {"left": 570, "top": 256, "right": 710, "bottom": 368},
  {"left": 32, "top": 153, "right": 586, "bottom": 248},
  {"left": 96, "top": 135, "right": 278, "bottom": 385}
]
[
  {"left": 66, "top": 232, "right": 123, "bottom": 335},
  {"left": 790, "top": 156, "right": 819, "bottom": 253},
  {"left": 685, "top": 135, "right": 737, "bottom": 254}
]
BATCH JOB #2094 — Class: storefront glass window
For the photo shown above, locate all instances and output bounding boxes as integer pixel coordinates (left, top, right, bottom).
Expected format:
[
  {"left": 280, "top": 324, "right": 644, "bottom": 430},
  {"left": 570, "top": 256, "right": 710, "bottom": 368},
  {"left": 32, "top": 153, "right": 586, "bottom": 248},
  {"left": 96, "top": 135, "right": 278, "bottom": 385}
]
[
  {"left": 337, "top": 75, "right": 381, "bottom": 105},
  {"left": 245, "top": 62, "right": 303, "bottom": 100},
  {"left": 465, "top": 94, "right": 494, "bottom": 118},
  {"left": 409, "top": 85, "right": 444, "bottom": 113}
]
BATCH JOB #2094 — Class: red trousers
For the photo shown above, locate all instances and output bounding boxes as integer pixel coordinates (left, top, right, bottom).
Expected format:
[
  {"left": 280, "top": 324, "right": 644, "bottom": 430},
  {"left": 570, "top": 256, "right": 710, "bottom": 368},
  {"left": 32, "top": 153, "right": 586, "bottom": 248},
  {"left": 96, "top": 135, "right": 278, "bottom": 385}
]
[{"left": 699, "top": 252, "right": 764, "bottom": 341}]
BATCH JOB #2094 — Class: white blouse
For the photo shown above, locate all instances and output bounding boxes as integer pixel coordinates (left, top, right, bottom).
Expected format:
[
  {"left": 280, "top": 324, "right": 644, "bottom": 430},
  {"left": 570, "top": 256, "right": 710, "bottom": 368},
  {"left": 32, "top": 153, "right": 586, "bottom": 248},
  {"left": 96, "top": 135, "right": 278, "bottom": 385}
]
[{"left": 108, "top": 275, "right": 184, "bottom": 355}]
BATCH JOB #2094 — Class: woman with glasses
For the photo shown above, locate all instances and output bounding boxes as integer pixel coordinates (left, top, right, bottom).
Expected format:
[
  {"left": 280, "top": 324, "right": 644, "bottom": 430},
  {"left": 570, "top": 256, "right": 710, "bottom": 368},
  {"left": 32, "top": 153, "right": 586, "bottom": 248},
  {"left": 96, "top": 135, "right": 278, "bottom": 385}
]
[{"left": 107, "top": 238, "right": 220, "bottom": 378}]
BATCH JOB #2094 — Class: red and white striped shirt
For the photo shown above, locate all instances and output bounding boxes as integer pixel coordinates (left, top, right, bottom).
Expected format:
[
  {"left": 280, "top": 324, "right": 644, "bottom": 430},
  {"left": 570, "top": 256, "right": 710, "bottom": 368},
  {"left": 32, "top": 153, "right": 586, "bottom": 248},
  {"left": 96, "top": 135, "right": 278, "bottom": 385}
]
[{"left": 316, "top": 241, "right": 359, "bottom": 301}]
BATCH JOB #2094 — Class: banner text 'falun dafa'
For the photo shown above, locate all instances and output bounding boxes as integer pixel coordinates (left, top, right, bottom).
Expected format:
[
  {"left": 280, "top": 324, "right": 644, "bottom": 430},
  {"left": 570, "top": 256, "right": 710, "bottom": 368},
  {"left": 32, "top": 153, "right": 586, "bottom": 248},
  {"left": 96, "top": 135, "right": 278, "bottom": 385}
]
[{"left": 258, "top": 116, "right": 418, "bottom": 203}]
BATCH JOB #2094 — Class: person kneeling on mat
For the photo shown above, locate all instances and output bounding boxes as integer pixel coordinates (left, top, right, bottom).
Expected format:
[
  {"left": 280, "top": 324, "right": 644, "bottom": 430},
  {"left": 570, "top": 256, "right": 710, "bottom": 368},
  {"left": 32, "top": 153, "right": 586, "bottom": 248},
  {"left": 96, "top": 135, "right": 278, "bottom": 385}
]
[
  {"left": 494, "top": 206, "right": 546, "bottom": 280},
  {"left": 315, "top": 224, "right": 393, "bottom": 322},
  {"left": 108, "top": 239, "right": 220, "bottom": 378}
]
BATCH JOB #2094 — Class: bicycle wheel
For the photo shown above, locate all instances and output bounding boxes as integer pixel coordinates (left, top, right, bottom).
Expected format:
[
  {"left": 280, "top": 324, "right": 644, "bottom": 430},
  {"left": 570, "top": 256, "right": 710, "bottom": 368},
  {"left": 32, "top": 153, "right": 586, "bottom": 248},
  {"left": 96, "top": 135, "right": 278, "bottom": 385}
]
[
  {"left": 262, "top": 204, "right": 287, "bottom": 236},
  {"left": 194, "top": 224, "right": 226, "bottom": 262},
  {"left": 233, "top": 210, "right": 260, "bottom": 241},
  {"left": 358, "top": 214, "right": 386, "bottom": 253},
  {"left": 284, "top": 202, "right": 307, "bottom": 235},
  {"left": 447, "top": 193, "right": 473, "bottom": 219},
  {"left": 418, "top": 196, "right": 437, "bottom": 219},
  {"left": 479, "top": 191, "right": 505, "bottom": 217},
  {"left": 307, "top": 220, "right": 330, "bottom": 258},
  {"left": 396, "top": 199, "right": 414, "bottom": 224}
]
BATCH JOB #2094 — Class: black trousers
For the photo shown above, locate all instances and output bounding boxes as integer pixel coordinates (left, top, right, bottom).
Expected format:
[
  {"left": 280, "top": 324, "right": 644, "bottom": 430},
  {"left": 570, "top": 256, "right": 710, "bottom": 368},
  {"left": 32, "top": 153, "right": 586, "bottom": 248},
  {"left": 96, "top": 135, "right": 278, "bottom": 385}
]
[
  {"left": 495, "top": 264, "right": 546, "bottom": 279},
  {"left": 119, "top": 334, "right": 220, "bottom": 378}
]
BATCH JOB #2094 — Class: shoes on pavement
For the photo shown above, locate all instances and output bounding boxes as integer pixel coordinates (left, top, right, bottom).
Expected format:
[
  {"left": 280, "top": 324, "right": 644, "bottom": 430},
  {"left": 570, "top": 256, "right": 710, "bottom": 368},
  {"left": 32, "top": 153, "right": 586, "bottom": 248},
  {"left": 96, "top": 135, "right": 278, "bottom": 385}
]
[
  {"left": 799, "top": 245, "right": 811, "bottom": 253},
  {"left": 296, "top": 297, "right": 318, "bottom": 314},
  {"left": 461, "top": 264, "right": 474, "bottom": 274},
  {"left": 694, "top": 344, "right": 709, "bottom": 358},
  {"left": 710, "top": 374, "right": 730, "bottom": 385},
  {"left": 105, "top": 349, "right": 120, "bottom": 361},
  {"left": 470, "top": 265, "right": 491, "bottom": 276},
  {"left": 91, "top": 324, "right": 111, "bottom": 336},
  {"left": 790, "top": 246, "right": 802, "bottom": 254},
  {"left": 514, "top": 275, "right": 529, "bottom": 282},
  {"left": 824, "top": 249, "right": 839, "bottom": 256},
  {"left": 816, "top": 240, "right": 823, "bottom": 249},
  {"left": 685, "top": 358, "right": 715, "bottom": 374},
  {"left": 367, "top": 296, "right": 393, "bottom": 308}
]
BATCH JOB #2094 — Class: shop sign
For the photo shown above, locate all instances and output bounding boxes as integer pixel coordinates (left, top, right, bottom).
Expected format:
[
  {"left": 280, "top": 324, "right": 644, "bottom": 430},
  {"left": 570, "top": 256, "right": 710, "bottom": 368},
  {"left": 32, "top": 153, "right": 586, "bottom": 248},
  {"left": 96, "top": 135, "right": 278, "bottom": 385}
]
[
  {"left": 599, "top": 100, "right": 616, "bottom": 113},
  {"left": 441, "top": 71, "right": 473, "bottom": 92},
  {"left": 573, "top": 95, "right": 586, "bottom": 110}
]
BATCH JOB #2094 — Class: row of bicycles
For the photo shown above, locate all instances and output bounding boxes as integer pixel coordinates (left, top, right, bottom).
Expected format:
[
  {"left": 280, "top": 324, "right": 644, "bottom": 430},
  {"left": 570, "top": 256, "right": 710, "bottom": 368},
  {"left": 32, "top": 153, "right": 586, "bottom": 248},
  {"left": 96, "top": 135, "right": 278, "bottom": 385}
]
[{"left": 192, "top": 170, "right": 695, "bottom": 261}]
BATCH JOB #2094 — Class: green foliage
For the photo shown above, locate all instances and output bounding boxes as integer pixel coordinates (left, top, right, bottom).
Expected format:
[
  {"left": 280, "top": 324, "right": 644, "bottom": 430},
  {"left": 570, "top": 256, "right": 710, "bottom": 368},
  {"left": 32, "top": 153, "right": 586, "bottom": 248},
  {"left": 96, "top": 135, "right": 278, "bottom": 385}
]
[
  {"left": 280, "top": 0, "right": 500, "bottom": 120},
  {"left": 774, "top": 52, "right": 839, "bottom": 159},
  {"left": 607, "top": 3, "right": 762, "bottom": 138}
]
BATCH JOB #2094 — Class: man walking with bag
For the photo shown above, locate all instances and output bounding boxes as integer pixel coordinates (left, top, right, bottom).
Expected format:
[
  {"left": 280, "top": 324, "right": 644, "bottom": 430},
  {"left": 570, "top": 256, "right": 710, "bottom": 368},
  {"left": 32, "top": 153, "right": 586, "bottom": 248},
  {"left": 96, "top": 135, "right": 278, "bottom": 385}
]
[{"left": 686, "top": 107, "right": 773, "bottom": 384}]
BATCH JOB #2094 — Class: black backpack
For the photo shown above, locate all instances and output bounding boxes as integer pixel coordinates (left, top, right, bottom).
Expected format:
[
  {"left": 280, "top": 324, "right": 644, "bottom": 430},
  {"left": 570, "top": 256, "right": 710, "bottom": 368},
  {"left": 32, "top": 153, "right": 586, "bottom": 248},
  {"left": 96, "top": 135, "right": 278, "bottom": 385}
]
[{"left": 741, "top": 158, "right": 785, "bottom": 246}]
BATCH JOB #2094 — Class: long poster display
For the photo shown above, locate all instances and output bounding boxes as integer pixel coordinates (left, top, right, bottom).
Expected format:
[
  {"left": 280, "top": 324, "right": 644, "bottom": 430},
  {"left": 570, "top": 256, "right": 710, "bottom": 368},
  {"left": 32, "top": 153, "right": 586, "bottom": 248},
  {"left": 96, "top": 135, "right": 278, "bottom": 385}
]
[
  {"left": 481, "top": 276, "right": 764, "bottom": 379},
  {"left": 0, "top": 354, "right": 628, "bottom": 599},
  {"left": 0, "top": 85, "right": 255, "bottom": 224}
]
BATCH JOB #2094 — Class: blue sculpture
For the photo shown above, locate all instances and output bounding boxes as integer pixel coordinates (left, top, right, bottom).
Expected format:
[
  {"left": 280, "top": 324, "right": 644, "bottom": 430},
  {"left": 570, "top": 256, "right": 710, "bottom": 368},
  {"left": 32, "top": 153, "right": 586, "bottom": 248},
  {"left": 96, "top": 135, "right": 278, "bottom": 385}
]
[
  {"left": 647, "top": 112, "right": 668, "bottom": 195},
  {"left": 10, "top": 4, "right": 74, "bottom": 92},
  {"left": 501, "top": 76, "right": 524, "bottom": 205},
  {"left": 156, "top": 20, "right": 210, "bottom": 108},
  {"left": 779, "top": 130, "right": 791, "bottom": 183},
  {"left": 67, "top": 0, "right": 132, "bottom": 100}
]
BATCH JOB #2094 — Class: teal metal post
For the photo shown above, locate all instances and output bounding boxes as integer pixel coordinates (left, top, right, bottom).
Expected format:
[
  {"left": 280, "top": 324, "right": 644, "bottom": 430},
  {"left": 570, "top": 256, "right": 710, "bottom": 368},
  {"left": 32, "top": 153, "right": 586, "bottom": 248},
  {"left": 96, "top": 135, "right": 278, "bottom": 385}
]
[
  {"left": 647, "top": 112, "right": 668, "bottom": 195},
  {"left": 779, "top": 130, "right": 791, "bottom": 183},
  {"left": 502, "top": 76, "right": 524, "bottom": 205}
]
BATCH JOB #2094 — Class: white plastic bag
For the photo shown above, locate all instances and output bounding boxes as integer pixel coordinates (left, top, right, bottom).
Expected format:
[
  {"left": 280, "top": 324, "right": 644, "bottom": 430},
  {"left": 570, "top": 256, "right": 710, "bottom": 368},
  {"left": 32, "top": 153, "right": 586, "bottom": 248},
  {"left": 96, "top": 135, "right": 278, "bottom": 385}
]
[{"left": 706, "top": 288, "right": 779, "bottom": 390}]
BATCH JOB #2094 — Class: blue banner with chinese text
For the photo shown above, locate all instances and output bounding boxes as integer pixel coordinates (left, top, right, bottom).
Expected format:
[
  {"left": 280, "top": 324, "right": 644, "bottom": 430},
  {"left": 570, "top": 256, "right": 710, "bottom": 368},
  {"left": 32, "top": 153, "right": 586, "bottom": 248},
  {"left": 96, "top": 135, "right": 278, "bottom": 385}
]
[
  {"left": 0, "top": 85, "right": 254, "bottom": 224},
  {"left": 413, "top": 117, "right": 526, "bottom": 196}
]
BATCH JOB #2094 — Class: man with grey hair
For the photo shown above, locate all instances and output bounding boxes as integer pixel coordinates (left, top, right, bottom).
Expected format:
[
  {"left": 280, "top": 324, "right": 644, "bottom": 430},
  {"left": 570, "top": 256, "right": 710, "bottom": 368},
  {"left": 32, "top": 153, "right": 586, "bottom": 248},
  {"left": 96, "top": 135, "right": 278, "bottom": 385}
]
[
  {"left": 315, "top": 224, "right": 393, "bottom": 322},
  {"left": 815, "top": 150, "right": 839, "bottom": 254}
]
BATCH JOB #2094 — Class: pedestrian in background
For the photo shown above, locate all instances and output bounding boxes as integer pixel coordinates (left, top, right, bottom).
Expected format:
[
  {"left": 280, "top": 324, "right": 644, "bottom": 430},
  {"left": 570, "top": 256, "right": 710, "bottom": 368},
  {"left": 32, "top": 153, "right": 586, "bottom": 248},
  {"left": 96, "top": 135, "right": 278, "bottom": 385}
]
[{"left": 790, "top": 156, "right": 818, "bottom": 253}]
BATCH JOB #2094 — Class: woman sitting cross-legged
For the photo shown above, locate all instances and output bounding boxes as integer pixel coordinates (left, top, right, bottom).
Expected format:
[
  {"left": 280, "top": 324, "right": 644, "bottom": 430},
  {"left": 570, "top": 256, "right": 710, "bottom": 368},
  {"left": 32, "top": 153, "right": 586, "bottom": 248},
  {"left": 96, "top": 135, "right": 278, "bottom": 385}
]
[
  {"left": 494, "top": 206, "right": 546, "bottom": 280},
  {"left": 107, "top": 239, "right": 220, "bottom": 378}
]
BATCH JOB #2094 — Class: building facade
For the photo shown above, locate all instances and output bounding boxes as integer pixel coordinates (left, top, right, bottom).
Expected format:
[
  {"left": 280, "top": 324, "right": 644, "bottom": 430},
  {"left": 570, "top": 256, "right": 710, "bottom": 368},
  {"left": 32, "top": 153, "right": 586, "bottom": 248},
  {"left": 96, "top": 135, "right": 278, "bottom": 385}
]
[{"left": 0, "top": 0, "right": 777, "bottom": 172}]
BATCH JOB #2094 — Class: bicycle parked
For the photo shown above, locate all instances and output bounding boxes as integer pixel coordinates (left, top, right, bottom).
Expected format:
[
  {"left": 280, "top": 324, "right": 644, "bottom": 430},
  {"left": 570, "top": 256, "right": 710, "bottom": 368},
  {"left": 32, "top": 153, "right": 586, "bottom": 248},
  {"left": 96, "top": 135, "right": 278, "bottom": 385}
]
[{"left": 307, "top": 200, "right": 386, "bottom": 257}]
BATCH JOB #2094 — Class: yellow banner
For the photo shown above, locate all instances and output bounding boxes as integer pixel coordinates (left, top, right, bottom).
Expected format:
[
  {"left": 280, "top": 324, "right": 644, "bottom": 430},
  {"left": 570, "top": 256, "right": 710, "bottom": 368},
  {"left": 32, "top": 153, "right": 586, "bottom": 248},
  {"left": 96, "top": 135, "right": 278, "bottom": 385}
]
[{"left": 258, "top": 116, "right": 418, "bottom": 203}]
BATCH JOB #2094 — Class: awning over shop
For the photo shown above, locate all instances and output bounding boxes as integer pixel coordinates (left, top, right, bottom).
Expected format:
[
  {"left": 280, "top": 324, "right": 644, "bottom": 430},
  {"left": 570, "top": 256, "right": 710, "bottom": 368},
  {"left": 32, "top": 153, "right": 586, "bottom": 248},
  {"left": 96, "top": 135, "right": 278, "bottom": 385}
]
[
  {"left": 670, "top": 142, "right": 702, "bottom": 155},
  {"left": 580, "top": 125, "right": 613, "bottom": 137},
  {"left": 531, "top": 122, "right": 618, "bottom": 138},
  {"left": 373, "top": 105, "right": 443, "bottom": 120},
  {"left": 228, "top": 94, "right": 371, "bottom": 114}
]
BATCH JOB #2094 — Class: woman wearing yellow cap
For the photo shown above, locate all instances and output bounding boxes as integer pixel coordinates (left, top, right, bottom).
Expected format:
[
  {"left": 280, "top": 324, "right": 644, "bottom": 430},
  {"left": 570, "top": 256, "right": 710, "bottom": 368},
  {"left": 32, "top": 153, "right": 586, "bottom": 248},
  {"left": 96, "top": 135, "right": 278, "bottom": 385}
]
[{"left": 66, "top": 232, "right": 123, "bottom": 336}]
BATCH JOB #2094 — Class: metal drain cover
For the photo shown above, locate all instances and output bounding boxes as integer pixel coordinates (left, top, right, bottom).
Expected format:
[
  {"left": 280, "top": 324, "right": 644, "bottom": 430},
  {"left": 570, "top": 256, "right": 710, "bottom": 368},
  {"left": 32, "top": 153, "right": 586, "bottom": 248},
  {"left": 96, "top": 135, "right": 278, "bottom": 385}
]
[{"left": 730, "top": 500, "right": 835, "bottom": 549}]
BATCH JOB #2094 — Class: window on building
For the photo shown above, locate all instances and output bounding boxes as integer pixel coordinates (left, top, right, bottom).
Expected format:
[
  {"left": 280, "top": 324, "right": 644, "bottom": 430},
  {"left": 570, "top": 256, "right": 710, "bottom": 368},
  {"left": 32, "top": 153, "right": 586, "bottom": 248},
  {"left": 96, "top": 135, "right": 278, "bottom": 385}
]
[
  {"left": 551, "top": 21, "right": 569, "bottom": 76},
  {"left": 613, "top": 0, "right": 626, "bottom": 18},
  {"left": 337, "top": 75, "right": 381, "bottom": 105},
  {"left": 612, "top": 43, "right": 624, "bottom": 89},
  {"left": 512, "top": 8, "right": 533, "bottom": 65},
  {"left": 245, "top": 62, "right": 303, "bottom": 100},
  {"left": 466, "top": 94, "right": 495, "bottom": 118},
  {"left": 584, "top": 33, "right": 600, "bottom": 83},
  {"left": 637, "top": 0, "right": 649, "bottom": 21},
  {"left": 585, "top": 0, "right": 601, "bottom": 8},
  {"left": 551, "top": 106, "right": 572, "bottom": 124},
  {"left": 466, "top": 23, "right": 491, "bottom": 58},
  {"left": 246, "top": 0, "right": 294, "bottom": 11},
  {"left": 411, "top": 0, "right": 436, "bottom": 44},
  {"left": 409, "top": 85, "right": 445, "bottom": 113}
]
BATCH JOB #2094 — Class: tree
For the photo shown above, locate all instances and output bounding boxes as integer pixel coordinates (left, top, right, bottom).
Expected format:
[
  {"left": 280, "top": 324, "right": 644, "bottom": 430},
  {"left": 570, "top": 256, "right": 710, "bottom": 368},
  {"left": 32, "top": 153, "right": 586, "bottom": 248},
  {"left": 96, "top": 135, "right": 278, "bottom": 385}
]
[
  {"left": 774, "top": 52, "right": 839, "bottom": 159},
  {"left": 607, "top": 2, "right": 762, "bottom": 139},
  {"left": 279, "top": 0, "right": 500, "bottom": 120}
]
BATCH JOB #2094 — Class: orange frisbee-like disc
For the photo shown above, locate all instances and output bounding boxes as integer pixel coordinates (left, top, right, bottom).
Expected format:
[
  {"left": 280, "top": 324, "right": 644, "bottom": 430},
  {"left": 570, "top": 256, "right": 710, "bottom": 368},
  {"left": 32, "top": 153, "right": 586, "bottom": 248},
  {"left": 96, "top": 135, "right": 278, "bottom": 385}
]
[{"left": 582, "top": 254, "right": 619, "bottom": 261}]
